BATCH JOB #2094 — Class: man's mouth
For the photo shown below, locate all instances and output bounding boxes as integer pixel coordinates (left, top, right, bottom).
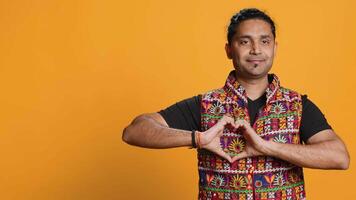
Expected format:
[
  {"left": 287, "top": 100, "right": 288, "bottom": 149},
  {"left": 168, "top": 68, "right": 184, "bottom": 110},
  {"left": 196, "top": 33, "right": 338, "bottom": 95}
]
[{"left": 247, "top": 59, "right": 265, "bottom": 64}]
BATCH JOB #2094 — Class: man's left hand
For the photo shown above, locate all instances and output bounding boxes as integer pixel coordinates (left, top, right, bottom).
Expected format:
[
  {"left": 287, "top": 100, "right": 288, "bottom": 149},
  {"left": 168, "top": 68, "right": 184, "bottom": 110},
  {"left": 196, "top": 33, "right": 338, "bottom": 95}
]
[{"left": 231, "top": 119, "right": 269, "bottom": 162}]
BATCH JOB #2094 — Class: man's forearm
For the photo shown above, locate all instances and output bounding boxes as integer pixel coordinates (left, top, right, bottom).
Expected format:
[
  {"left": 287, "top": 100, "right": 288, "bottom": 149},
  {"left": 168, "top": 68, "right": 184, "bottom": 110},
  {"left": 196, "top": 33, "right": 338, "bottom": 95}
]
[
  {"left": 263, "top": 139, "right": 349, "bottom": 169},
  {"left": 122, "top": 114, "right": 193, "bottom": 149}
]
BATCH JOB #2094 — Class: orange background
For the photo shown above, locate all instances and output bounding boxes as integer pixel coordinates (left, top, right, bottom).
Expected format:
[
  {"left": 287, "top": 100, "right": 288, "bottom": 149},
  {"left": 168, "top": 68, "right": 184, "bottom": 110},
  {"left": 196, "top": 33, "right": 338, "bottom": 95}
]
[{"left": 0, "top": 0, "right": 355, "bottom": 199}]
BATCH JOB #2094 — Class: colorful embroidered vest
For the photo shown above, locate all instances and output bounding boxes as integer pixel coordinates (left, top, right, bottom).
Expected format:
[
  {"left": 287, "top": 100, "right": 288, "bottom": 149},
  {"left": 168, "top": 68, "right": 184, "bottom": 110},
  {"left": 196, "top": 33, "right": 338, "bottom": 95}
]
[{"left": 198, "top": 70, "right": 306, "bottom": 200}]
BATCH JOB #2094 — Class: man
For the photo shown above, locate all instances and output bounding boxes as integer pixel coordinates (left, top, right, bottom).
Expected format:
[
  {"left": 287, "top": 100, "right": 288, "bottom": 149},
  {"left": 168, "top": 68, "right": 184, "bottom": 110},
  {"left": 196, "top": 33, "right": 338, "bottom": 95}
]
[{"left": 122, "top": 8, "right": 349, "bottom": 200}]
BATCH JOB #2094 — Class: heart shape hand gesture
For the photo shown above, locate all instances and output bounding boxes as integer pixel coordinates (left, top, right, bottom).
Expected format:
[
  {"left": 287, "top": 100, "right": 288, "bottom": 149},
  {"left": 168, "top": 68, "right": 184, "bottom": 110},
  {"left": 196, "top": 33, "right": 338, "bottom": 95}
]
[{"left": 198, "top": 115, "right": 268, "bottom": 163}]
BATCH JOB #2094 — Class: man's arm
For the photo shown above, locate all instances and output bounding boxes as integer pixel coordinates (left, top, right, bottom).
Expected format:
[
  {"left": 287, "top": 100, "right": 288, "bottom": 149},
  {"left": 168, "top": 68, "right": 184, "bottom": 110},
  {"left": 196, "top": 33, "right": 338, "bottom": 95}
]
[
  {"left": 123, "top": 95, "right": 201, "bottom": 149},
  {"left": 232, "top": 120, "right": 350, "bottom": 170},
  {"left": 122, "top": 113, "right": 193, "bottom": 149},
  {"left": 264, "top": 129, "right": 349, "bottom": 169},
  {"left": 122, "top": 113, "right": 237, "bottom": 162}
]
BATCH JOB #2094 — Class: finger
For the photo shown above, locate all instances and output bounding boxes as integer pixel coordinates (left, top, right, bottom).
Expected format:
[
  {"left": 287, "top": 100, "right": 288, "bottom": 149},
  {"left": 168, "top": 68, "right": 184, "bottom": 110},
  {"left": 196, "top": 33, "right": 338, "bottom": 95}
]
[
  {"left": 241, "top": 120, "right": 253, "bottom": 130},
  {"left": 221, "top": 115, "right": 235, "bottom": 126},
  {"left": 223, "top": 113, "right": 233, "bottom": 118},
  {"left": 215, "top": 149, "right": 232, "bottom": 163},
  {"left": 231, "top": 151, "right": 248, "bottom": 162},
  {"left": 244, "top": 120, "right": 258, "bottom": 133},
  {"left": 214, "top": 115, "right": 235, "bottom": 132},
  {"left": 234, "top": 119, "right": 245, "bottom": 131},
  {"left": 236, "top": 120, "right": 256, "bottom": 134},
  {"left": 240, "top": 120, "right": 261, "bottom": 140},
  {"left": 235, "top": 119, "right": 246, "bottom": 126}
]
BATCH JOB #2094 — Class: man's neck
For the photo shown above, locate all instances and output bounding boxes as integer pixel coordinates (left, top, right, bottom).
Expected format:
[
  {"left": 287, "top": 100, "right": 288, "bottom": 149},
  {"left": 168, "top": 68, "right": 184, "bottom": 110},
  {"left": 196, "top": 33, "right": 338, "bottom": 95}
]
[{"left": 235, "top": 72, "right": 269, "bottom": 101}]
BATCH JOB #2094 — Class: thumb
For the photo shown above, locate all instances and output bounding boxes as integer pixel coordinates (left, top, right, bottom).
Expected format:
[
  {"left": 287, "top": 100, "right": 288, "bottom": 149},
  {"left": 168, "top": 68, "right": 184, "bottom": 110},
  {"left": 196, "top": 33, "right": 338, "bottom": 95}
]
[
  {"left": 215, "top": 148, "right": 233, "bottom": 163},
  {"left": 231, "top": 151, "right": 248, "bottom": 163}
]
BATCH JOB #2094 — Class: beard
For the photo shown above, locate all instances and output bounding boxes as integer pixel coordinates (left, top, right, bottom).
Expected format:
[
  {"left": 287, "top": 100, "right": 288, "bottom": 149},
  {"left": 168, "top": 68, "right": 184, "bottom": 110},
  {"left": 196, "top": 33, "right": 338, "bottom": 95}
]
[{"left": 234, "top": 59, "right": 273, "bottom": 79}]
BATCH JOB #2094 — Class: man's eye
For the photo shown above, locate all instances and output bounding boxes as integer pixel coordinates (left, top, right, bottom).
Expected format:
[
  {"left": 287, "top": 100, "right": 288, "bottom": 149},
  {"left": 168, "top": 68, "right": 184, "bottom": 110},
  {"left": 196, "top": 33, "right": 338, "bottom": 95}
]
[
  {"left": 262, "top": 40, "right": 270, "bottom": 44},
  {"left": 240, "top": 40, "right": 248, "bottom": 45}
]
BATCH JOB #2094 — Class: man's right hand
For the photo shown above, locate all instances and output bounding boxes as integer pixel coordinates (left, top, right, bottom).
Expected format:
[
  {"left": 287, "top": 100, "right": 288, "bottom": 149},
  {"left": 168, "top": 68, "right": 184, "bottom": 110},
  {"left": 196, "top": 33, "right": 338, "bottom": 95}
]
[{"left": 198, "top": 115, "right": 241, "bottom": 163}]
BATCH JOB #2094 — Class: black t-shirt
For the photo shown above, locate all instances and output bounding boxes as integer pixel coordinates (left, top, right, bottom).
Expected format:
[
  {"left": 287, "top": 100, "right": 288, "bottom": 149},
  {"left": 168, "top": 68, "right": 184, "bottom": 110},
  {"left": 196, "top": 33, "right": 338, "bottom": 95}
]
[{"left": 158, "top": 94, "right": 332, "bottom": 143}]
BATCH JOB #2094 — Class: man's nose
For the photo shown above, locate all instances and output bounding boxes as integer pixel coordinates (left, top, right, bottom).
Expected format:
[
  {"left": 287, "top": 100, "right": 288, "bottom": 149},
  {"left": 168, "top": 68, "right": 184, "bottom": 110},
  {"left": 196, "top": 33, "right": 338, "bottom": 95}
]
[{"left": 250, "top": 43, "right": 261, "bottom": 55}]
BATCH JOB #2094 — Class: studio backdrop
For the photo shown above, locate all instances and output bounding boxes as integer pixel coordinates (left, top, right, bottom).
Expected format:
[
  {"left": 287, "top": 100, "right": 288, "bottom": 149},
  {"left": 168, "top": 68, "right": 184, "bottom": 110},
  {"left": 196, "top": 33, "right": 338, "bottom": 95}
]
[{"left": 0, "top": 0, "right": 355, "bottom": 199}]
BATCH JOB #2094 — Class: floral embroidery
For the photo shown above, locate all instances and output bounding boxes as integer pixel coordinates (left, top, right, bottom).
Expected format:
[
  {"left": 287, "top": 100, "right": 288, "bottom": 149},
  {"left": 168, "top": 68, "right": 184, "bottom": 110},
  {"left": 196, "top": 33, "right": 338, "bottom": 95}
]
[
  {"left": 209, "top": 101, "right": 225, "bottom": 115},
  {"left": 274, "top": 134, "right": 287, "bottom": 143},
  {"left": 199, "top": 70, "right": 305, "bottom": 200},
  {"left": 212, "top": 175, "right": 225, "bottom": 187},
  {"left": 228, "top": 138, "right": 245, "bottom": 154},
  {"left": 230, "top": 175, "right": 247, "bottom": 189},
  {"left": 271, "top": 102, "right": 286, "bottom": 114},
  {"left": 273, "top": 172, "right": 286, "bottom": 186}
]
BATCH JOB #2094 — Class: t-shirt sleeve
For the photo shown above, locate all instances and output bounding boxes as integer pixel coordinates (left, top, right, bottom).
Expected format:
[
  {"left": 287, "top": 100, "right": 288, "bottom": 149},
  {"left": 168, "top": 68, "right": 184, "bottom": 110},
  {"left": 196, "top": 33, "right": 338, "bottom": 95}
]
[
  {"left": 158, "top": 95, "right": 202, "bottom": 131},
  {"left": 300, "top": 94, "right": 333, "bottom": 143}
]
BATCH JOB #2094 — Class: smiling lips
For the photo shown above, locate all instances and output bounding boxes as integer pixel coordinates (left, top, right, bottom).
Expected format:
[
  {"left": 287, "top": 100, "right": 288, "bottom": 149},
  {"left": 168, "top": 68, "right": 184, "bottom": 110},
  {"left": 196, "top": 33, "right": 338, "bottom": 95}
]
[{"left": 247, "top": 59, "right": 265, "bottom": 64}]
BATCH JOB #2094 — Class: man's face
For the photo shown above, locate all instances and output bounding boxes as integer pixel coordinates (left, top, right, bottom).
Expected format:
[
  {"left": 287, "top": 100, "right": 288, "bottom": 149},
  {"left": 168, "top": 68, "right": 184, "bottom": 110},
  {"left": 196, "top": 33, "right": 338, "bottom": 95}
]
[{"left": 225, "top": 19, "right": 277, "bottom": 79}]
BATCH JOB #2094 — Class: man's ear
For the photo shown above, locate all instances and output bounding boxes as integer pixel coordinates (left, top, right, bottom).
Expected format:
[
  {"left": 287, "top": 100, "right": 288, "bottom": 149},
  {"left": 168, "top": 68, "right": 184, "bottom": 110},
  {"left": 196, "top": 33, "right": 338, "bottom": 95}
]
[
  {"left": 225, "top": 43, "right": 232, "bottom": 59},
  {"left": 273, "top": 40, "right": 278, "bottom": 58}
]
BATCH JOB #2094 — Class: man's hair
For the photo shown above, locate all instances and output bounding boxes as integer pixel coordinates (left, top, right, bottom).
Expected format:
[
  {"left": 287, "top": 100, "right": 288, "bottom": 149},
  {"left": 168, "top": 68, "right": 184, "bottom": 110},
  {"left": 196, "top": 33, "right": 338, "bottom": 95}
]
[{"left": 227, "top": 8, "right": 276, "bottom": 44}]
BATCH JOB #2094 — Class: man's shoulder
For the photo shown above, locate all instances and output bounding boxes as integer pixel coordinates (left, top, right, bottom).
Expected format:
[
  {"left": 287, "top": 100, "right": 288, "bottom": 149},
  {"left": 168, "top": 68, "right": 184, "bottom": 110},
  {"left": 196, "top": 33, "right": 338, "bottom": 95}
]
[
  {"left": 200, "top": 87, "right": 226, "bottom": 100},
  {"left": 204, "top": 87, "right": 225, "bottom": 94},
  {"left": 279, "top": 86, "right": 307, "bottom": 99},
  {"left": 279, "top": 86, "right": 300, "bottom": 95},
  {"left": 279, "top": 87, "right": 310, "bottom": 108}
]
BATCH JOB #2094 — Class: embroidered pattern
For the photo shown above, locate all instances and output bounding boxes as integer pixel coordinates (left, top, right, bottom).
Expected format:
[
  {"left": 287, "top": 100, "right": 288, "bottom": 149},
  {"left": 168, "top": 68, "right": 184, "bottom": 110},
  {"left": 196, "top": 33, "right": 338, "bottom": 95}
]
[
  {"left": 198, "top": 70, "right": 306, "bottom": 200},
  {"left": 228, "top": 138, "right": 245, "bottom": 155},
  {"left": 230, "top": 175, "right": 247, "bottom": 189}
]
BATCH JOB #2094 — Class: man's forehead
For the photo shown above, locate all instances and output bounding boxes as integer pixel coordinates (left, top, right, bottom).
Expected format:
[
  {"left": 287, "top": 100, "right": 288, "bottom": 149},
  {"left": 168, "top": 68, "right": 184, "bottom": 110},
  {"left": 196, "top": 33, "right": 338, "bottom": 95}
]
[{"left": 235, "top": 19, "right": 274, "bottom": 39}]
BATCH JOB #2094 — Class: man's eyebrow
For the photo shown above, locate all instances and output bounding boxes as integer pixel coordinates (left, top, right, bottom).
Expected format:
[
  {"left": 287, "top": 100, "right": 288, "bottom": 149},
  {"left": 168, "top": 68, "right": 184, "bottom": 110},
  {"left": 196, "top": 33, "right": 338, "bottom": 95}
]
[
  {"left": 261, "top": 35, "right": 272, "bottom": 39},
  {"left": 237, "top": 35, "right": 272, "bottom": 39},
  {"left": 237, "top": 35, "right": 252, "bottom": 39}
]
